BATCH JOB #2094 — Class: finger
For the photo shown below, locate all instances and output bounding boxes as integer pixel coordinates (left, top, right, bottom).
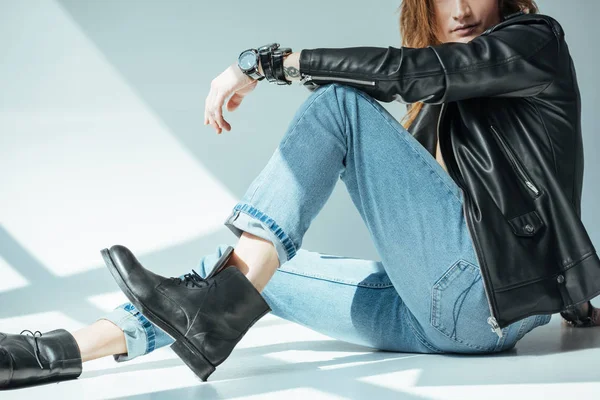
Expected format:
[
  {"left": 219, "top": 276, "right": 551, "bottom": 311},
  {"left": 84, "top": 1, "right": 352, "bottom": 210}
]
[
  {"left": 210, "top": 115, "right": 222, "bottom": 134},
  {"left": 209, "top": 96, "right": 226, "bottom": 132},
  {"left": 213, "top": 93, "right": 231, "bottom": 132},
  {"left": 209, "top": 116, "right": 221, "bottom": 134},
  {"left": 206, "top": 82, "right": 219, "bottom": 128},
  {"left": 204, "top": 92, "right": 212, "bottom": 126},
  {"left": 206, "top": 89, "right": 221, "bottom": 132}
]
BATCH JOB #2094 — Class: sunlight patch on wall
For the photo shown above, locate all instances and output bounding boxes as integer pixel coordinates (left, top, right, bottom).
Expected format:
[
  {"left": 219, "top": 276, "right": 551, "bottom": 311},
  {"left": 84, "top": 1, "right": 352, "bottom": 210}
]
[
  {"left": 0, "top": 254, "right": 29, "bottom": 293},
  {"left": 0, "top": 1, "right": 238, "bottom": 277},
  {"left": 0, "top": 310, "right": 84, "bottom": 333},
  {"left": 87, "top": 291, "right": 129, "bottom": 313}
]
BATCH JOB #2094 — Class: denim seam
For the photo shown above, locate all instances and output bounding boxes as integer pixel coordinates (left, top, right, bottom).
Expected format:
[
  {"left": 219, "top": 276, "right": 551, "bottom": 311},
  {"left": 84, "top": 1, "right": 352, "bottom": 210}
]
[
  {"left": 534, "top": 313, "right": 551, "bottom": 327},
  {"left": 233, "top": 203, "right": 298, "bottom": 260},
  {"left": 402, "top": 302, "right": 445, "bottom": 353},
  {"left": 115, "top": 315, "right": 131, "bottom": 326},
  {"left": 430, "top": 259, "right": 497, "bottom": 352},
  {"left": 277, "top": 267, "right": 394, "bottom": 289},
  {"left": 121, "top": 304, "right": 156, "bottom": 355},
  {"left": 514, "top": 317, "right": 530, "bottom": 343},
  {"left": 329, "top": 84, "right": 351, "bottom": 156},
  {"left": 493, "top": 326, "right": 510, "bottom": 352},
  {"left": 353, "top": 90, "right": 463, "bottom": 205},
  {"left": 494, "top": 319, "right": 527, "bottom": 351},
  {"left": 103, "top": 310, "right": 137, "bottom": 330},
  {"left": 102, "top": 309, "right": 148, "bottom": 360}
]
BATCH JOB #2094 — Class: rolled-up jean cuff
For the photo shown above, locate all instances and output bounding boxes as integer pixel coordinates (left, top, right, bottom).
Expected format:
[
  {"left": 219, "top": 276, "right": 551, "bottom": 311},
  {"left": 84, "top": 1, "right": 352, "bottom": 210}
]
[
  {"left": 97, "top": 303, "right": 156, "bottom": 362},
  {"left": 223, "top": 203, "right": 297, "bottom": 266}
]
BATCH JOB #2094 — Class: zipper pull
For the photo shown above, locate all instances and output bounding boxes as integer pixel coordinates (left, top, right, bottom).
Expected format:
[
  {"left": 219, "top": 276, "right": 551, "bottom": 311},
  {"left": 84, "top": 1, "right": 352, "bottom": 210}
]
[
  {"left": 300, "top": 73, "right": 313, "bottom": 84},
  {"left": 525, "top": 180, "right": 540, "bottom": 196},
  {"left": 487, "top": 316, "right": 503, "bottom": 338}
]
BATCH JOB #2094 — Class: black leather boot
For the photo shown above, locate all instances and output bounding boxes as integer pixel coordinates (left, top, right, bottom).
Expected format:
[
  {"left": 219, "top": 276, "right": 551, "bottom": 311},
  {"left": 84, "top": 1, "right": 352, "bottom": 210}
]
[
  {"left": 100, "top": 244, "right": 272, "bottom": 381},
  {"left": 0, "top": 329, "right": 82, "bottom": 389}
]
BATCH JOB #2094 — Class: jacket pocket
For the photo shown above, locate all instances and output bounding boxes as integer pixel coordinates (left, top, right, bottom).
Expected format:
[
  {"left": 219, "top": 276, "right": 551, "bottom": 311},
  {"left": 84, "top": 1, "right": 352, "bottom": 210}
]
[
  {"left": 489, "top": 125, "right": 542, "bottom": 199},
  {"left": 506, "top": 209, "right": 545, "bottom": 237},
  {"left": 430, "top": 259, "right": 498, "bottom": 352}
]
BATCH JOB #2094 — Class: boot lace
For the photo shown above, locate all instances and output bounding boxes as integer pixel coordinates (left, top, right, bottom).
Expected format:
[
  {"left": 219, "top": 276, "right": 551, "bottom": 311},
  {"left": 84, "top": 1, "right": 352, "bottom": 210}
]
[
  {"left": 20, "top": 329, "right": 44, "bottom": 369},
  {"left": 175, "top": 269, "right": 208, "bottom": 288}
]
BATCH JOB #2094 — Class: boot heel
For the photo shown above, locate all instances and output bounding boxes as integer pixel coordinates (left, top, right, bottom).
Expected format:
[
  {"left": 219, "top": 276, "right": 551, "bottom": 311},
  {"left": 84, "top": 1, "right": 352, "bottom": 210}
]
[{"left": 170, "top": 340, "right": 215, "bottom": 382}]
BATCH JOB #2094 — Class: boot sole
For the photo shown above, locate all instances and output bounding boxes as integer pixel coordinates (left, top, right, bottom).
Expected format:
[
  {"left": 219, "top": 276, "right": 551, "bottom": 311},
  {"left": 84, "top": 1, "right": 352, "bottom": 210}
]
[{"left": 100, "top": 248, "right": 216, "bottom": 381}]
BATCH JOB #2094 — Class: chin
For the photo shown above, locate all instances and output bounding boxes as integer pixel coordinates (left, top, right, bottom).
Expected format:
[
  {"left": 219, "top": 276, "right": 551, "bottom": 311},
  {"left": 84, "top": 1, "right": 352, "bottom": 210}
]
[{"left": 455, "top": 35, "right": 477, "bottom": 43}]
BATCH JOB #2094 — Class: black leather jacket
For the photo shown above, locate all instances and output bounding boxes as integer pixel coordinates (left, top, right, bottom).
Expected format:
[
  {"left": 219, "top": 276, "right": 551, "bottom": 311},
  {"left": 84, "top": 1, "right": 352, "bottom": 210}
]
[{"left": 298, "top": 11, "right": 600, "bottom": 337}]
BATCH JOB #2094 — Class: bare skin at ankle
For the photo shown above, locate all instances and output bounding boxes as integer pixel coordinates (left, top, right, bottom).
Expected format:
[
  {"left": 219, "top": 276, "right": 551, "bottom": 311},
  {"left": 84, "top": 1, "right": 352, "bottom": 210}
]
[
  {"left": 72, "top": 231, "right": 280, "bottom": 363},
  {"left": 227, "top": 231, "right": 280, "bottom": 293},
  {"left": 72, "top": 319, "right": 128, "bottom": 363}
]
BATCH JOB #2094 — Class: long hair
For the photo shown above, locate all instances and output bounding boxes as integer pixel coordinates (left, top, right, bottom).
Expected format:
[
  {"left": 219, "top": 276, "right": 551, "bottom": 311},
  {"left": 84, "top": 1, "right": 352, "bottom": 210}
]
[{"left": 398, "top": 0, "right": 540, "bottom": 130}]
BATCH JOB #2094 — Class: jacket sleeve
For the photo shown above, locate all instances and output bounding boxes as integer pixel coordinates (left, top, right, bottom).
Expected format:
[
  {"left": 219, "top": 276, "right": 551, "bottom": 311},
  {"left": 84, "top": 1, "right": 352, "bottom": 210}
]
[{"left": 298, "top": 18, "right": 562, "bottom": 104}]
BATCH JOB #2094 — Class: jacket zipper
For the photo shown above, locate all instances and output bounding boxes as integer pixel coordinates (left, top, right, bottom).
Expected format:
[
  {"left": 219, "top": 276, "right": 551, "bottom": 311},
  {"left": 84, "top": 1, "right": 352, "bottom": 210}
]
[
  {"left": 300, "top": 74, "right": 376, "bottom": 86},
  {"left": 437, "top": 104, "right": 504, "bottom": 338},
  {"left": 489, "top": 125, "right": 540, "bottom": 197}
]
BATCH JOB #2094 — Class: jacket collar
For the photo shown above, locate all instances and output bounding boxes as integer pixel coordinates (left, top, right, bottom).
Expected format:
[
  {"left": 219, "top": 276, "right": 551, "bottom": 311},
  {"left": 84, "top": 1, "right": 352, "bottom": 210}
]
[
  {"left": 484, "top": 11, "right": 563, "bottom": 38},
  {"left": 502, "top": 11, "right": 525, "bottom": 21}
]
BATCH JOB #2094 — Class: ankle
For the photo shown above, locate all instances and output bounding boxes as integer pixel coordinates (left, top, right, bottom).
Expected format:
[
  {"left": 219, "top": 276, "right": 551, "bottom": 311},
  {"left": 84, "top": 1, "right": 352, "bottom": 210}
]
[
  {"left": 233, "top": 233, "right": 279, "bottom": 266},
  {"left": 228, "top": 233, "right": 280, "bottom": 293},
  {"left": 72, "top": 319, "right": 127, "bottom": 363}
]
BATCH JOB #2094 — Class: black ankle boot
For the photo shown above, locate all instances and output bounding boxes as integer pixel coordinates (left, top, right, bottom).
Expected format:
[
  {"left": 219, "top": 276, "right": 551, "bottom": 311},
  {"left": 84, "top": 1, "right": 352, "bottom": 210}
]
[
  {"left": 0, "top": 329, "right": 82, "bottom": 389},
  {"left": 100, "top": 244, "right": 272, "bottom": 381}
]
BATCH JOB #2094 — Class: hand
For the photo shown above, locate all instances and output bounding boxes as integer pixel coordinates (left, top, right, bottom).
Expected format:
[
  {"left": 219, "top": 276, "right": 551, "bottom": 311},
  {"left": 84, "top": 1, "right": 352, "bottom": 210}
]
[
  {"left": 204, "top": 61, "right": 259, "bottom": 134},
  {"left": 561, "top": 301, "right": 600, "bottom": 327}
]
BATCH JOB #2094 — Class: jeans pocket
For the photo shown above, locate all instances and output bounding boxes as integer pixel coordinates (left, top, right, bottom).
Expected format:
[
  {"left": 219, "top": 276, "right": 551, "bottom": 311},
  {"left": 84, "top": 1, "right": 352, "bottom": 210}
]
[{"left": 430, "top": 259, "right": 498, "bottom": 352}]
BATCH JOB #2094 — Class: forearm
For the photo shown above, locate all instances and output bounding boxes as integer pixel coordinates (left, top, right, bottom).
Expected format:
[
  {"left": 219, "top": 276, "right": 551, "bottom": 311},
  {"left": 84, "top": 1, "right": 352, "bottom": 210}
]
[{"left": 257, "top": 51, "right": 302, "bottom": 82}]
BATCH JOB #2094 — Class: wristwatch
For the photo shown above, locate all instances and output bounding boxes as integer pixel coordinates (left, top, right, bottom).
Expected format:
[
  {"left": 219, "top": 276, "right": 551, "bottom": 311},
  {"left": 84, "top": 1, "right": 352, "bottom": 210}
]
[{"left": 237, "top": 48, "right": 265, "bottom": 81}]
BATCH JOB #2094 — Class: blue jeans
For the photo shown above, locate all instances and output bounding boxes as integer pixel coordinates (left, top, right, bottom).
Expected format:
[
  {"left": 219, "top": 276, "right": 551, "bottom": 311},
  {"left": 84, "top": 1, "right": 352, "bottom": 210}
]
[{"left": 98, "top": 83, "right": 551, "bottom": 362}]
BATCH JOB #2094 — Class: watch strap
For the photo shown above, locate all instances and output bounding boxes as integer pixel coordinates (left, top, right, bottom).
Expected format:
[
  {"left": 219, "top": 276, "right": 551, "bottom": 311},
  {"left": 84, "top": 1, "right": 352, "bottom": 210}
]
[
  {"left": 259, "top": 50, "right": 276, "bottom": 83},
  {"left": 272, "top": 47, "right": 292, "bottom": 85},
  {"left": 258, "top": 43, "right": 279, "bottom": 83}
]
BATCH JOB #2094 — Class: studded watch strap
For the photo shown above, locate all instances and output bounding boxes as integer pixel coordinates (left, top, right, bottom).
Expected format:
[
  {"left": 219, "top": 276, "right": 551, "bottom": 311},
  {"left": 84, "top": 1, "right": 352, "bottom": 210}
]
[
  {"left": 271, "top": 48, "right": 292, "bottom": 85},
  {"left": 258, "top": 50, "right": 276, "bottom": 83}
]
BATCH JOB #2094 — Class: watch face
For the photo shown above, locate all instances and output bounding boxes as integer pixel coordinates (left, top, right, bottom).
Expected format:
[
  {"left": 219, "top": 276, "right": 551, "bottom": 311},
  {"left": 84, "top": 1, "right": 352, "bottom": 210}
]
[{"left": 239, "top": 51, "right": 256, "bottom": 71}]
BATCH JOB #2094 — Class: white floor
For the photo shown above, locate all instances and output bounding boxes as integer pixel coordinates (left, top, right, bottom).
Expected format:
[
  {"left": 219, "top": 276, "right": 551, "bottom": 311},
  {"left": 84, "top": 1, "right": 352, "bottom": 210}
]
[{"left": 2, "top": 301, "right": 600, "bottom": 400}]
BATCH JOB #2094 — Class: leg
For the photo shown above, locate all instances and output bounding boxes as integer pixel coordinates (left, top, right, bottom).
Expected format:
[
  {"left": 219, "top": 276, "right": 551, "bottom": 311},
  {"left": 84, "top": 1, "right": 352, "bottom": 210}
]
[
  {"left": 72, "top": 319, "right": 127, "bottom": 363},
  {"left": 221, "top": 83, "right": 549, "bottom": 353},
  {"left": 95, "top": 243, "right": 445, "bottom": 360},
  {"left": 325, "top": 85, "right": 551, "bottom": 351},
  {"left": 258, "top": 246, "right": 444, "bottom": 353}
]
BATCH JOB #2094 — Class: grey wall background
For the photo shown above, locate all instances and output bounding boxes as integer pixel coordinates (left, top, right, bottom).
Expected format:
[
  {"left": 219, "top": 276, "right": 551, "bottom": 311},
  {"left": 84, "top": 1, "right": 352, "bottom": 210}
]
[{"left": 0, "top": 0, "right": 598, "bottom": 324}]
